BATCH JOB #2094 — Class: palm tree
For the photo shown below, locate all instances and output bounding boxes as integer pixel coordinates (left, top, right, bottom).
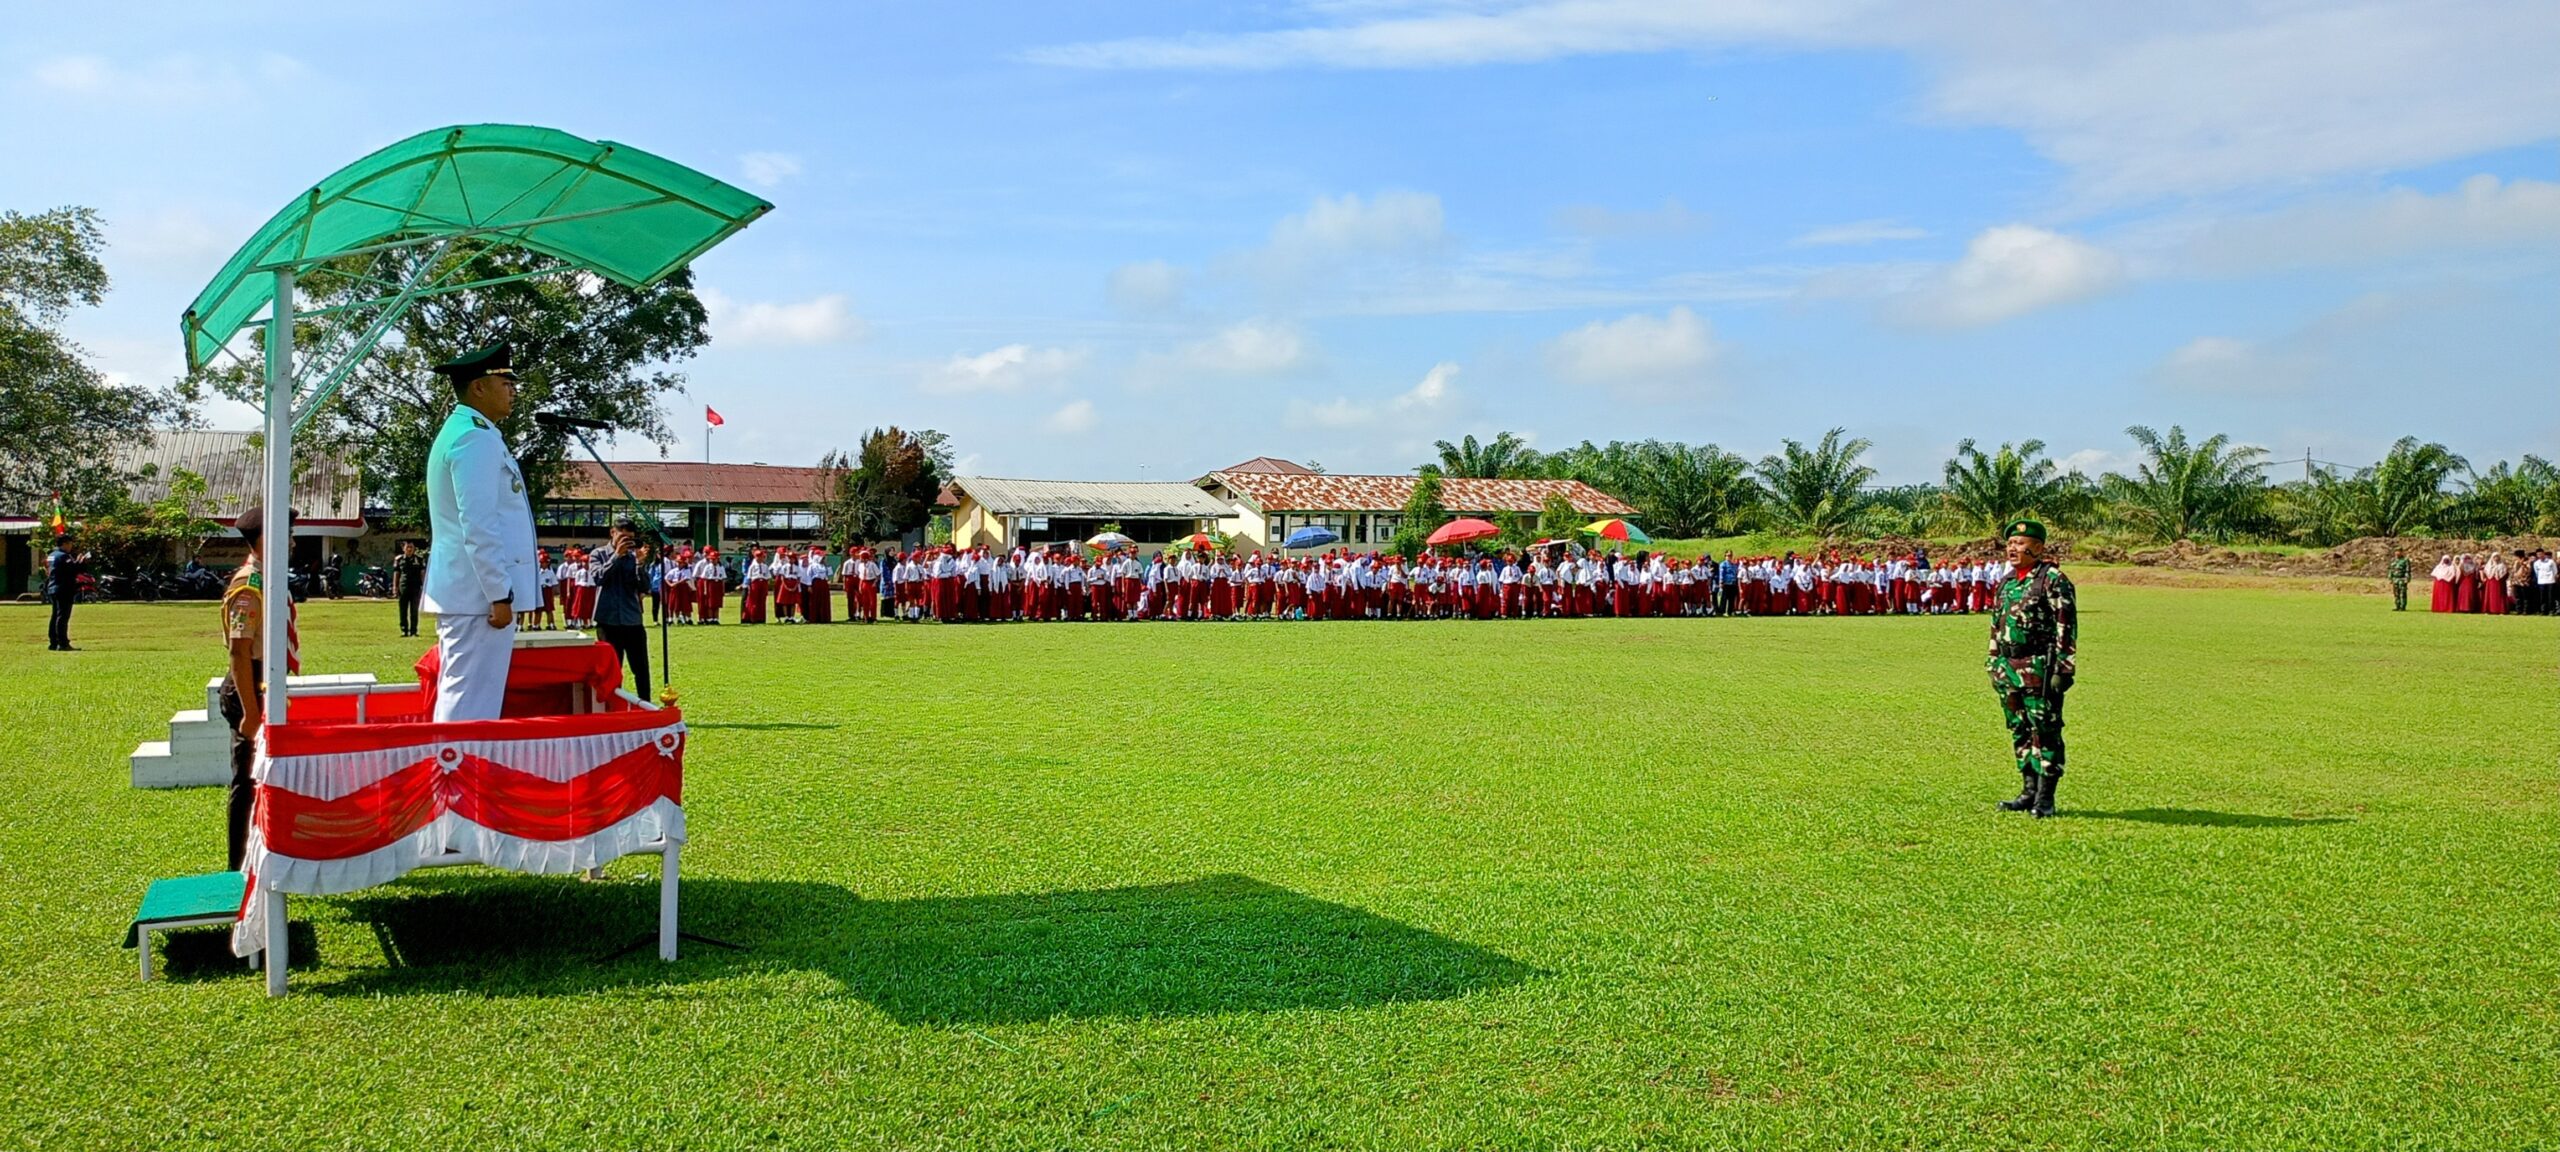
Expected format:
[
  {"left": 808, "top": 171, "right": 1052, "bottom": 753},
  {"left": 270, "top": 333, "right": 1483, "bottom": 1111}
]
[
  {"left": 2447, "top": 455, "right": 2560, "bottom": 537},
  {"left": 2101, "top": 425, "right": 2269, "bottom": 543},
  {"left": 1639, "top": 441, "right": 1761, "bottom": 538},
  {"left": 2298, "top": 437, "right": 2468, "bottom": 541},
  {"left": 1756, "top": 428, "right": 1875, "bottom": 539},
  {"left": 1429, "top": 432, "right": 1539, "bottom": 479},
  {"left": 1940, "top": 439, "right": 2084, "bottom": 533}
]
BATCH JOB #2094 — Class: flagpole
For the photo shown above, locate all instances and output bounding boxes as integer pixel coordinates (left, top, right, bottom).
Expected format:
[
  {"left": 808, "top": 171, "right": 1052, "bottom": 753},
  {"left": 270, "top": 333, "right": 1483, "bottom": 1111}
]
[{"left": 703, "top": 418, "right": 712, "bottom": 552}]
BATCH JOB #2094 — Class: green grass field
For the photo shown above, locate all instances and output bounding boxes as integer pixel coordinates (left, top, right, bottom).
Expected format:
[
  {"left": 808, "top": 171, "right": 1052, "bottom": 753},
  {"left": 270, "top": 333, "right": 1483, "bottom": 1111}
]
[{"left": 3, "top": 587, "right": 2552, "bottom": 1150}]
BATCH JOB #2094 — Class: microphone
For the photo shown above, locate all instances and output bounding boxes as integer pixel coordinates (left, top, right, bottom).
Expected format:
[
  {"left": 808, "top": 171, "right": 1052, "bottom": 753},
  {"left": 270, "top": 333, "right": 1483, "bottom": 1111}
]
[{"left": 534, "top": 412, "right": 614, "bottom": 432}]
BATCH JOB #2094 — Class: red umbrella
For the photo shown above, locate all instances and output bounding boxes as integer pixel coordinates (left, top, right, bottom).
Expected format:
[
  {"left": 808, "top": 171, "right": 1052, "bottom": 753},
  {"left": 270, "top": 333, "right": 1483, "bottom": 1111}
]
[{"left": 1427, "top": 518, "right": 1502, "bottom": 546}]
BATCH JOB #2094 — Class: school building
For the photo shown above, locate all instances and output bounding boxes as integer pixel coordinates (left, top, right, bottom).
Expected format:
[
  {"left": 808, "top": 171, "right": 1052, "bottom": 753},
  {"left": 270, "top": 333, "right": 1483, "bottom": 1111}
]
[
  {"left": 1195, "top": 461, "right": 1635, "bottom": 550},
  {"left": 543, "top": 460, "right": 847, "bottom": 550},
  {"left": 945, "top": 476, "right": 1233, "bottom": 549}
]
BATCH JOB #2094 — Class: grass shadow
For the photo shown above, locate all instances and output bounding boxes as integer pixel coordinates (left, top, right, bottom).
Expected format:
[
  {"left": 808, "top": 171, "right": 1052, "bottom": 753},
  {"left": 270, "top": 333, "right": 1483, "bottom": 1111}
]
[
  {"left": 2067, "top": 807, "right": 2353, "bottom": 829},
  {"left": 830, "top": 873, "right": 1537, "bottom": 1025},
  {"left": 154, "top": 920, "right": 320, "bottom": 981},
  {"left": 316, "top": 872, "right": 1533, "bottom": 1020}
]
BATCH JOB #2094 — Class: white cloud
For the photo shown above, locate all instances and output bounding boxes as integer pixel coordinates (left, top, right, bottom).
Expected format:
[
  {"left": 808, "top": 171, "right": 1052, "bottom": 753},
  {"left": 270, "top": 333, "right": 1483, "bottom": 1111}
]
[
  {"left": 1285, "top": 360, "right": 1461, "bottom": 428},
  {"left": 1108, "top": 259, "right": 1186, "bottom": 315},
  {"left": 2165, "top": 336, "right": 2253, "bottom": 373},
  {"left": 1045, "top": 399, "right": 1098, "bottom": 434},
  {"left": 738, "top": 152, "right": 803, "bottom": 189},
  {"left": 699, "top": 288, "right": 863, "bottom": 345},
  {"left": 1154, "top": 319, "right": 1310, "bottom": 377},
  {"left": 1553, "top": 198, "right": 1702, "bottom": 237},
  {"left": 1900, "top": 225, "right": 2122, "bottom": 327},
  {"left": 1026, "top": 3, "right": 2560, "bottom": 203},
  {"left": 28, "top": 52, "right": 309, "bottom": 104},
  {"left": 2056, "top": 448, "right": 2134, "bottom": 477},
  {"left": 1793, "top": 219, "right": 1929, "bottom": 247},
  {"left": 922, "top": 344, "right": 1081, "bottom": 394},
  {"left": 2179, "top": 174, "right": 2560, "bottom": 275},
  {"left": 1545, "top": 306, "right": 1717, "bottom": 388},
  {"left": 1243, "top": 190, "right": 1447, "bottom": 280}
]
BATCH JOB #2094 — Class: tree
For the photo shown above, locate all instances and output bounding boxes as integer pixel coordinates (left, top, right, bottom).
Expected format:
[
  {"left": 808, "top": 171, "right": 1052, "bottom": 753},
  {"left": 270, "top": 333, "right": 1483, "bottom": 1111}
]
[
  {"left": 1389, "top": 468, "right": 1450, "bottom": 558},
  {"left": 1429, "top": 432, "right": 1540, "bottom": 479},
  {"left": 818, "top": 426, "right": 948, "bottom": 544},
  {"left": 1537, "top": 490, "right": 1581, "bottom": 538},
  {"left": 1755, "top": 428, "right": 1875, "bottom": 539},
  {"left": 194, "top": 240, "right": 710, "bottom": 528},
  {"left": 1940, "top": 439, "right": 2086, "bottom": 534},
  {"left": 1538, "top": 439, "right": 1761, "bottom": 538},
  {"left": 70, "top": 466, "right": 223, "bottom": 573},
  {"left": 0, "top": 206, "right": 184, "bottom": 510},
  {"left": 2294, "top": 437, "right": 2468, "bottom": 542},
  {"left": 2100, "top": 425, "right": 2270, "bottom": 543},
  {"left": 2454, "top": 456, "right": 2560, "bottom": 536}
]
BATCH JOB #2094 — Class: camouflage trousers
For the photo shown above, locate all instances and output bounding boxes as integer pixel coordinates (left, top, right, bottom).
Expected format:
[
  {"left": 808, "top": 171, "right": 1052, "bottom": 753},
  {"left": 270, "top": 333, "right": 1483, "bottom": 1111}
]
[
  {"left": 1988, "top": 655, "right": 2068, "bottom": 778},
  {"left": 2390, "top": 580, "right": 2408, "bottom": 611}
]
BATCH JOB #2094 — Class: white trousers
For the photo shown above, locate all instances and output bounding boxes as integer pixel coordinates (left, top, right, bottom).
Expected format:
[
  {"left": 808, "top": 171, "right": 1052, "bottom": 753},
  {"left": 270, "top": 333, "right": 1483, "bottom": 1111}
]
[{"left": 432, "top": 612, "right": 517, "bottom": 722}]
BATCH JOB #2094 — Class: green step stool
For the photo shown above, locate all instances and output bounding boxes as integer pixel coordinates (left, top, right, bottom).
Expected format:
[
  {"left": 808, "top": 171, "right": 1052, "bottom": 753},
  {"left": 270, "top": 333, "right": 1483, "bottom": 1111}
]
[{"left": 124, "top": 871, "right": 247, "bottom": 981}]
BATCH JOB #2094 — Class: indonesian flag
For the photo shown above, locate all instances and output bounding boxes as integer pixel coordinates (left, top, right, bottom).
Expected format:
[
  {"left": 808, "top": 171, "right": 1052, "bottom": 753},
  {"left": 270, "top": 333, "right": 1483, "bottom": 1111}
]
[{"left": 705, "top": 406, "right": 725, "bottom": 427}]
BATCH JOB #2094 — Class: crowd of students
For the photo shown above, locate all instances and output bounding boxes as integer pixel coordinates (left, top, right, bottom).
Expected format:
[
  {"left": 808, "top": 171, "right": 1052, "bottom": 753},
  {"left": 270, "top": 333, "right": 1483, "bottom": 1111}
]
[
  {"left": 2430, "top": 549, "right": 2559, "bottom": 616},
  {"left": 566, "top": 542, "right": 2023, "bottom": 624}
]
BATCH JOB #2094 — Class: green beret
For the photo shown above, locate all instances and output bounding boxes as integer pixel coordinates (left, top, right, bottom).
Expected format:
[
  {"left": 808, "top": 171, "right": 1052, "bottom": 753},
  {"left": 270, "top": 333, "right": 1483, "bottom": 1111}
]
[{"left": 2003, "top": 518, "right": 2047, "bottom": 542}]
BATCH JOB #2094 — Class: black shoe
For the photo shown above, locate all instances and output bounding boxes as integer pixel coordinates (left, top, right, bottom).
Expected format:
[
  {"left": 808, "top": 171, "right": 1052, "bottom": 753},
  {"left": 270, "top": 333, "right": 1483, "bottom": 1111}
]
[
  {"left": 1999, "top": 770, "right": 2037, "bottom": 812},
  {"left": 2031, "top": 771, "right": 2060, "bottom": 818}
]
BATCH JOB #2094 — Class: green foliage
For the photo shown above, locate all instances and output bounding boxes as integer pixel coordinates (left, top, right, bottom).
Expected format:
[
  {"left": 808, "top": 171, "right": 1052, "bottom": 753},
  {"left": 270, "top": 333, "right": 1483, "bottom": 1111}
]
[
  {"left": 1540, "top": 439, "right": 1760, "bottom": 538},
  {"left": 2281, "top": 437, "right": 2468, "bottom": 544},
  {"left": 1755, "top": 428, "right": 1876, "bottom": 540},
  {"left": 0, "top": 205, "right": 182, "bottom": 510},
  {"left": 65, "top": 466, "right": 223, "bottom": 570},
  {"left": 2451, "top": 456, "right": 2560, "bottom": 537},
  {"left": 1537, "top": 491, "right": 1580, "bottom": 538},
  {"left": 1428, "top": 432, "right": 1540, "bottom": 479},
  {"left": 819, "top": 426, "right": 950, "bottom": 545},
  {"left": 1940, "top": 439, "right": 2089, "bottom": 534},
  {"left": 193, "top": 240, "right": 710, "bottom": 528},
  {"left": 1391, "top": 469, "right": 1451, "bottom": 558},
  {"left": 2101, "top": 425, "right": 2271, "bottom": 543}
]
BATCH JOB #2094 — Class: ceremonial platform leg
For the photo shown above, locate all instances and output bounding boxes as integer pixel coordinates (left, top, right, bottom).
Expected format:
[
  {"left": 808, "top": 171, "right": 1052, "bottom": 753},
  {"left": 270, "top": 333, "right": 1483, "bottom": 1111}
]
[
  {"left": 263, "top": 884, "right": 288, "bottom": 998},
  {"left": 659, "top": 844, "right": 680, "bottom": 962}
]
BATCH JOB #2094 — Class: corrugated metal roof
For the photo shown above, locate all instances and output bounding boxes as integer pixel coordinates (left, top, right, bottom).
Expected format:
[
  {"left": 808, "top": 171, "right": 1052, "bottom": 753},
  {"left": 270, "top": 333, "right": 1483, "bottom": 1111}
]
[
  {"left": 556, "top": 460, "right": 831, "bottom": 505},
  {"left": 118, "top": 431, "right": 363, "bottom": 524},
  {"left": 951, "top": 476, "right": 1233, "bottom": 518},
  {"left": 1208, "top": 472, "right": 1637, "bottom": 517}
]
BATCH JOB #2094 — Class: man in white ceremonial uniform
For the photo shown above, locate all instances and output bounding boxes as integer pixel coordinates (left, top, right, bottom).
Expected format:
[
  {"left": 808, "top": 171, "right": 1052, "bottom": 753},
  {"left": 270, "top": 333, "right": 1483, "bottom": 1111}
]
[{"left": 421, "top": 344, "right": 539, "bottom": 722}]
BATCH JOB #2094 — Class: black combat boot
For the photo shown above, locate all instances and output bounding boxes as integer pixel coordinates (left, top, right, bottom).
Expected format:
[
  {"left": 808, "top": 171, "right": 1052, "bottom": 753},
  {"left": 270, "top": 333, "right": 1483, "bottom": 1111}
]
[
  {"left": 1999, "top": 770, "right": 2037, "bottom": 812},
  {"left": 2030, "top": 769, "right": 2061, "bottom": 818}
]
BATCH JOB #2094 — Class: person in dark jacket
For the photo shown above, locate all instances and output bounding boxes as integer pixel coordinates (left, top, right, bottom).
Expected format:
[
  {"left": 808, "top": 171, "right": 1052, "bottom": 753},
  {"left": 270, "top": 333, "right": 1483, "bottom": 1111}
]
[
  {"left": 593, "top": 521, "right": 652, "bottom": 700},
  {"left": 44, "top": 536, "right": 85, "bottom": 651}
]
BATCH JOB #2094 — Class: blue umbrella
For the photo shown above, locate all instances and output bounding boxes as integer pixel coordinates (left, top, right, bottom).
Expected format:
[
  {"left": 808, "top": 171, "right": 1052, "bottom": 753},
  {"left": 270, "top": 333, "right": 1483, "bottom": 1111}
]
[{"left": 1283, "top": 526, "right": 1340, "bottom": 549}]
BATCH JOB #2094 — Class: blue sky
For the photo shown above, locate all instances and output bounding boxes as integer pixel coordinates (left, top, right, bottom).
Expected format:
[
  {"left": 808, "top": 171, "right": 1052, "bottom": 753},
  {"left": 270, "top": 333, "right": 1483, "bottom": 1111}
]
[{"left": 8, "top": 1, "right": 2556, "bottom": 483}]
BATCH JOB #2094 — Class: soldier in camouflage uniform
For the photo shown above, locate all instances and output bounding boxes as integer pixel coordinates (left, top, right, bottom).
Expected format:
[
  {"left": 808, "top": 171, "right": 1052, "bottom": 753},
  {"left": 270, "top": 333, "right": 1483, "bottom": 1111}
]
[
  {"left": 1988, "top": 519, "right": 2076, "bottom": 817},
  {"left": 2387, "top": 552, "right": 2410, "bottom": 611}
]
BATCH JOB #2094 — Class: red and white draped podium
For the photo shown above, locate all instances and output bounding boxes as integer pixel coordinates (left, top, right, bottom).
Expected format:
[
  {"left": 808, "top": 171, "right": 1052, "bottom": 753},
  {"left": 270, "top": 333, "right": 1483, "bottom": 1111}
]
[{"left": 232, "top": 641, "right": 686, "bottom": 994}]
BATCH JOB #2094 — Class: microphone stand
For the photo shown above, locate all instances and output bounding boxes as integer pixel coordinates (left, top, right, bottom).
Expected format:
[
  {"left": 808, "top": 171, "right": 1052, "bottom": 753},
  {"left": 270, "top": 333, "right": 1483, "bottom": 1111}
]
[
  {"left": 556, "top": 426, "right": 673, "bottom": 694},
  {"left": 554, "top": 422, "right": 741, "bottom": 963}
]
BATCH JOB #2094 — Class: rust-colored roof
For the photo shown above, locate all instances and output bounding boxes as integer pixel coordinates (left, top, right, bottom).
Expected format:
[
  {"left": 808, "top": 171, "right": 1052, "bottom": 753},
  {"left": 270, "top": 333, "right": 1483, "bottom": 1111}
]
[
  {"left": 1209, "top": 472, "right": 1636, "bottom": 516},
  {"left": 1217, "top": 456, "right": 1316, "bottom": 475},
  {"left": 555, "top": 460, "right": 832, "bottom": 505}
]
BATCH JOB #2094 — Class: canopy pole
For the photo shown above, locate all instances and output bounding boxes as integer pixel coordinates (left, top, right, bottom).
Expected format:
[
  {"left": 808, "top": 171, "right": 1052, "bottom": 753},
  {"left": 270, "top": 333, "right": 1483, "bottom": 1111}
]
[{"left": 262, "top": 268, "right": 295, "bottom": 728}]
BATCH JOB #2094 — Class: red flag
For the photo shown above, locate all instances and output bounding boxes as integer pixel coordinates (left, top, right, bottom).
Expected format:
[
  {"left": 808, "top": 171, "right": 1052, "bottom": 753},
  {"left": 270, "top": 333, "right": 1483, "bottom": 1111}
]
[{"left": 705, "top": 406, "right": 725, "bottom": 427}]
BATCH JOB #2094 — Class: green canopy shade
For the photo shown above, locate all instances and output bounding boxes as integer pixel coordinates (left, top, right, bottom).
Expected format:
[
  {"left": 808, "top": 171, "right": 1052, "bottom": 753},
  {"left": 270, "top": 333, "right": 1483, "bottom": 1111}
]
[{"left": 182, "top": 123, "right": 771, "bottom": 371}]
